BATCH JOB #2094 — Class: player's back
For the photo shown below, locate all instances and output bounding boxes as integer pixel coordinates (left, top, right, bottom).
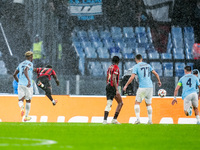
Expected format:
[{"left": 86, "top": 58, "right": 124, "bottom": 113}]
[
  {"left": 17, "top": 60, "right": 33, "bottom": 86},
  {"left": 133, "top": 62, "right": 153, "bottom": 88},
  {"left": 107, "top": 64, "right": 119, "bottom": 86},
  {"left": 179, "top": 74, "right": 199, "bottom": 99}
]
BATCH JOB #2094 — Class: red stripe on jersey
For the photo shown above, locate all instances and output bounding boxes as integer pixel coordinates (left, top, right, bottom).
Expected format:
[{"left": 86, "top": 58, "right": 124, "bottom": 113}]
[
  {"left": 37, "top": 68, "right": 56, "bottom": 80},
  {"left": 106, "top": 64, "right": 120, "bottom": 86}
]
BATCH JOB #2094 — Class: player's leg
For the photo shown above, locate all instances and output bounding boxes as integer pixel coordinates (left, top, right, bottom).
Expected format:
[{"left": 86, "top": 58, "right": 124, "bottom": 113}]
[
  {"left": 134, "top": 88, "right": 143, "bottom": 124},
  {"left": 191, "top": 93, "right": 200, "bottom": 124},
  {"left": 112, "top": 93, "right": 123, "bottom": 124},
  {"left": 184, "top": 95, "right": 192, "bottom": 116},
  {"left": 18, "top": 85, "right": 25, "bottom": 117},
  {"left": 103, "top": 85, "right": 114, "bottom": 124},
  {"left": 24, "top": 86, "right": 33, "bottom": 121},
  {"left": 145, "top": 88, "right": 153, "bottom": 124},
  {"left": 45, "top": 86, "right": 57, "bottom": 105}
]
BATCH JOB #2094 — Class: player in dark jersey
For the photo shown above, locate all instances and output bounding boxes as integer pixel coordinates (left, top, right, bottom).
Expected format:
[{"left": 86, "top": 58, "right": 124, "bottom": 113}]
[
  {"left": 33, "top": 65, "right": 59, "bottom": 105},
  {"left": 103, "top": 56, "right": 123, "bottom": 124}
]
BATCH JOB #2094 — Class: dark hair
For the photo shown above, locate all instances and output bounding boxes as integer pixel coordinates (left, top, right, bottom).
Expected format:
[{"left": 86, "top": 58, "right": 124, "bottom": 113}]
[
  {"left": 135, "top": 54, "right": 143, "bottom": 60},
  {"left": 112, "top": 56, "right": 120, "bottom": 64},
  {"left": 46, "top": 65, "right": 52, "bottom": 68},
  {"left": 193, "top": 69, "right": 198, "bottom": 75},
  {"left": 184, "top": 66, "right": 191, "bottom": 72}
]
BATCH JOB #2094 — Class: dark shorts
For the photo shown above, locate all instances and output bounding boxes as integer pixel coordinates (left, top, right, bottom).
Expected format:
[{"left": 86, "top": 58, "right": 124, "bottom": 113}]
[
  {"left": 37, "top": 76, "right": 51, "bottom": 89},
  {"left": 106, "top": 84, "right": 116, "bottom": 100}
]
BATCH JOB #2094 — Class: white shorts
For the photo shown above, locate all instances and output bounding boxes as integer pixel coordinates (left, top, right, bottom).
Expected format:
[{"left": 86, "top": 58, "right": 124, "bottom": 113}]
[
  {"left": 18, "top": 85, "right": 33, "bottom": 100},
  {"left": 135, "top": 88, "right": 153, "bottom": 104},
  {"left": 184, "top": 93, "right": 198, "bottom": 111}
]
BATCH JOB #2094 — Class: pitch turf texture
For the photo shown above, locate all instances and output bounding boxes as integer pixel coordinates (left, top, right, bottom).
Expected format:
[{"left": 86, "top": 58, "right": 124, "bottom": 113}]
[{"left": 0, "top": 123, "right": 199, "bottom": 150}]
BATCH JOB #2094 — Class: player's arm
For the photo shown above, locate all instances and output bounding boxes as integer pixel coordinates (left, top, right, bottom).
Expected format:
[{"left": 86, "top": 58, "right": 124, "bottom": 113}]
[
  {"left": 123, "top": 73, "right": 136, "bottom": 91},
  {"left": 172, "top": 84, "right": 181, "bottom": 105},
  {"left": 13, "top": 69, "right": 19, "bottom": 83},
  {"left": 152, "top": 70, "right": 162, "bottom": 87},
  {"left": 53, "top": 74, "right": 59, "bottom": 86},
  {"left": 112, "top": 74, "right": 119, "bottom": 94},
  {"left": 198, "top": 85, "right": 200, "bottom": 100},
  {"left": 24, "top": 67, "right": 31, "bottom": 87}
]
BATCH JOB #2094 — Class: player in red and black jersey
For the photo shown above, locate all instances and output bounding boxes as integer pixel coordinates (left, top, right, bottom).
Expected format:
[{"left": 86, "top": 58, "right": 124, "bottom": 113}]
[
  {"left": 103, "top": 56, "right": 123, "bottom": 124},
  {"left": 33, "top": 65, "right": 59, "bottom": 105}
]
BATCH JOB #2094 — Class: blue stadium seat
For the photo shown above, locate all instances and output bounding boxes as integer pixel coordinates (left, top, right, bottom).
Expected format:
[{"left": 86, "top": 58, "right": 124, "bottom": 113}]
[
  {"left": 93, "top": 41, "right": 103, "bottom": 48},
  {"left": 109, "top": 47, "right": 120, "bottom": 53},
  {"left": 147, "top": 27, "right": 153, "bottom": 44},
  {"left": 77, "top": 30, "right": 88, "bottom": 38},
  {"left": 88, "top": 29, "right": 99, "bottom": 39},
  {"left": 166, "top": 33, "right": 172, "bottom": 53},
  {"left": 101, "top": 62, "right": 111, "bottom": 76},
  {"left": 187, "top": 62, "right": 194, "bottom": 70},
  {"left": 84, "top": 47, "right": 97, "bottom": 58},
  {"left": 162, "top": 62, "right": 173, "bottom": 77},
  {"left": 110, "top": 52, "right": 122, "bottom": 59},
  {"left": 87, "top": 61, "right": 104, "bottom": 76},
  {"left": 81, "top": 41, "right": 92, "bottom": 48},
  {"left": 97, "top": 47, "right": 110, "bottom": 58},
  {"left": 184, "top": 27, "right": 194, "bottom": 39},
  {"left": 102, "top": 38, "right": 115, "bottom": 48},
  {"left": 100, "top": 30, "right": 111, "bottom": 39},
  {"left": 135, "top": 27, "right": 146, "bottom": 34},
  {"left": 175, "top": 62, "right": 185, "bottom": 77},
  {"left": 111, "top": 27, "right": 122, "bottom": 39},
  {"left": 173, "top": 53, "right": 185, "bottom": 60},
  {"left": 123, "top": 53, "right": 134, "bottom": 59},
  {"left": 185, "top": 53, "right": 193, "bottom": 60},
  {"left": 172, "top": 48, "right": 184, "bottom": 55},
  {"left": 161, "top": 53, "right": 172, "bottom": 59},
  {"left": 78, "top": 57, "right": 85, "bottom": 75},
  {"left": 122, "top": 47, "right": 133, "bottom": 54},
  {"left": 124, "top": 38, "right": 137, "bottom": 49},
  {"left": 135, "top": 47, "right": 146, "bottom": 54},
  {"left": 114, "top": 39, "right": 126, "bottom": 49},
  {"left": 123, "top": 27, "right": 135, "bottom": 38},
  {"left": 124, "top": 61, "right": 135, "bottom": 70},
  {"left": 150, "top": 62, "right": 162, "bottom": 76},
  {"left": 148, "top": 52, "right": 160, "bottom": 59}
]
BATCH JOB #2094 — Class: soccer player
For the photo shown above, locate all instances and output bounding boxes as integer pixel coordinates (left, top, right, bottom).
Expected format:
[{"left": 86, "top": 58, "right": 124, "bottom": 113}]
[
  {"left": 172, "top": 66, "right": 200, "bottom": 124},
  {"left": 123, "top": 54, "right": 161, "bottom": 124},
  {"left": 193, "top": 69, "right": 199, "bottom": 93},
  {"left": 33, "top": 65, "right": 59, "bottom": 105},
  {"left": 13, "top": 51, "right": 34, "bottom": 122},
  {"left": 103, "top": 56, "right": 123, "bottom": 124}
]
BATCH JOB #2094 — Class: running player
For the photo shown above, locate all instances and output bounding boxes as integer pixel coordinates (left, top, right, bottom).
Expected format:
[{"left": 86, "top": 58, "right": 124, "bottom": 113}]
[
  {"left": 33, "top": 65, "right": 59, "bottom": 105},
  {"left": 172, "top": 66, "right": 200, "bottom": 124},
  {"left": 13, "top": 51, "right": 34, "bottom": 122},
  {"left": 123, "top": 54, "right": 161, "bottom": 124},
  {"left": 103, "top": 56, "right": 123, "bottom": 124},
  {"left": 193, "top": 69, "right": 199, "bottom": 93}
]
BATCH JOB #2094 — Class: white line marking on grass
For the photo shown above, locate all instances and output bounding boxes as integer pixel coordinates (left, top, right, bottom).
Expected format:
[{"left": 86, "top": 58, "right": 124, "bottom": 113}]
[{"left": 0, "top": 137, "right": 57, "bottom": 146}]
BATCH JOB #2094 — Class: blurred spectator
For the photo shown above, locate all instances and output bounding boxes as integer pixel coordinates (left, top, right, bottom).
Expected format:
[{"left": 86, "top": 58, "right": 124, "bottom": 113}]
[
  {"left": 31, "top": 34, "right": 45, "bottom": 68},
  {"left": 13, "top": 73, "right": 19, "bottom": 94}
]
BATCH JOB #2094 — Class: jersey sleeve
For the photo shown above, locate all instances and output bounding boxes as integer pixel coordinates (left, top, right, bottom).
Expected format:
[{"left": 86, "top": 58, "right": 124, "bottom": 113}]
[
  {"left": 177, "top": 78, "right": 182, "bottom": 86},
  {"left": 26, "top": 62, "right": 33, "bottom": 69},
  {"left": 132, "top": 65, "right": 137, "bottom": 74},
  {"left": 149, "top": 64, "right": 153, "bottom": 72},
  {"left": 52, "top": 70, "right": 56, "bottom": 76}
]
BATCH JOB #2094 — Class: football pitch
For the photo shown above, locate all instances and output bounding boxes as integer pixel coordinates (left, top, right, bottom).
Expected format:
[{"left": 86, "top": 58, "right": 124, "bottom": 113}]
[{"left": 0, "top": 123, "right": 199, "bottom": 150}]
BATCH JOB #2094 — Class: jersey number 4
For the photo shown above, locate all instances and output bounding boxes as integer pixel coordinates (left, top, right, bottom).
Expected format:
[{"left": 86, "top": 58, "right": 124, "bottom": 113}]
[{"left": 186, "top": 78, "right": 192, "bottom": 87}]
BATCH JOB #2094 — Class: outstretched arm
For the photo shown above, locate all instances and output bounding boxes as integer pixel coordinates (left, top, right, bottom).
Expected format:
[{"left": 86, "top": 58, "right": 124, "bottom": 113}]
[
  {"left": 53, "top": 74, "right": 59, "bottom": 86},
  {"left": 152, "top": 70, "right": 161, "bottom": 87},
  {"left": 123, "top": 73, "right": 136, "bottom": 91},
  {"left": 172, "top": 85, "right": 181, "bottom": 105}
]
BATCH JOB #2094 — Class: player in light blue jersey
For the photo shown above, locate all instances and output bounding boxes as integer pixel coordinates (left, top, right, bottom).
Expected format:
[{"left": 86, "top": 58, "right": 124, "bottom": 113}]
[
  {"left": 193, "top": 69, "right": 199, "bottom": 94},
  {"left": 123, "top": 54, "right": 161, "bottom": 124},
  {"left": 13, "top": 51, "right": 34, "bottom": 122},
  {"left": 172, "top": 66, "right": 200, "bottom": 124}
]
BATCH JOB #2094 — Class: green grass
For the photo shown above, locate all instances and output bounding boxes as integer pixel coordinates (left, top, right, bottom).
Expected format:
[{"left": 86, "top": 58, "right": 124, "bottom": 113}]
[{"left": 0, "top": 123, "right": 199, "bottom": 150}]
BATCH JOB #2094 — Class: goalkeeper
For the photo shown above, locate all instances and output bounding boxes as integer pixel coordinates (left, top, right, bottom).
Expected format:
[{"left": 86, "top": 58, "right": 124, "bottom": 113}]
[{"left": 33, "top": 65, "right": 59, "bottom": 105}]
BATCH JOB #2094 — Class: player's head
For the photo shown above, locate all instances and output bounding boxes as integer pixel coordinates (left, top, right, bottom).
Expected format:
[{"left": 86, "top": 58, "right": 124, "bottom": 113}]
[
  {"left": 112, "top": 56, "right": 120, "bottom": 65},
  {"left": 193, "top": 69, "right": 199, "bottom": 77},
  {"left": 184, "top": 66, "right": 192, "bottom": 74},
  {"left": 25, "top": 51, "right": 33, "bottom": 62},
  {"left": 135, "top": 54, "right": 143, "bottom": 63},
  {"left": 46, "top": 65, "right": 52, "bottom": 68}
]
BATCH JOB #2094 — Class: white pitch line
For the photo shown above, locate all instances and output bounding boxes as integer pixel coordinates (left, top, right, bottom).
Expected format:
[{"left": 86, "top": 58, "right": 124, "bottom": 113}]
[{"left": 0, "top": 137, "right": 57, "bottom": 146}]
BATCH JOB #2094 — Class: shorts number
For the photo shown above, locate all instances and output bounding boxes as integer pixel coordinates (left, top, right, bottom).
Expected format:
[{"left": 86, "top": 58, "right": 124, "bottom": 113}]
[{"left": 186, "top": 78, "right": 192, "bottom": 87}]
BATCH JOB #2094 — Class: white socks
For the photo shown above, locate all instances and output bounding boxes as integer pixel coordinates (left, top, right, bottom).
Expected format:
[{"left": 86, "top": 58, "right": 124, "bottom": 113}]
[
  {"left": 18, "top": 101, "right": 24, "bottom": 109},
  {"left": 134, "top": 105, "right": 140, "bottom": 121},
  {"left": 196, "top": 115, "right": 200, "bottom": 122},
  {"left": 25, "top": 103, "right": 31, "bottom": 117},
  {"left": 147, "top": 105, "right": 152, "bottom": 122}
]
